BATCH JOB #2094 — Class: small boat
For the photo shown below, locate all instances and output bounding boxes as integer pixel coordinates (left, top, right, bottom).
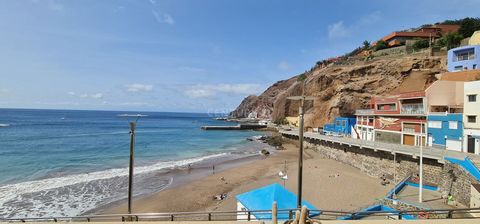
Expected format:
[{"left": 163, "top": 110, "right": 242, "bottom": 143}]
[{"left": 0, "top": 124, "right": 10, "bottom": 127}]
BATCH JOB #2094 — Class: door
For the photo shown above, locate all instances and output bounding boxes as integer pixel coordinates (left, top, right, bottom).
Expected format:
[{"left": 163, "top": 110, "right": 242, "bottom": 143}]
[
  {"left": 428, "top": 135, "right": 433, "bottom": 146},
  {"left": 446, "top": 140, "right": 462, "bottom": 152},
  {"left": 468, "top": 136, "right": 476, "bottom": 154},
  {"left": 403, "top": 134, "right": 415, "bottom": 146}
]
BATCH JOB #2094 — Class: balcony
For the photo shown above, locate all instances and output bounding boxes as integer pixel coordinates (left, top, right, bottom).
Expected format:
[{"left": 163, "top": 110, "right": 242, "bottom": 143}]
[
  {"left": 401, "top": 104, "right": 425, "bottom": 115},
  {"left": 355, "top": 109, "right": 374, "bottom": 115}
]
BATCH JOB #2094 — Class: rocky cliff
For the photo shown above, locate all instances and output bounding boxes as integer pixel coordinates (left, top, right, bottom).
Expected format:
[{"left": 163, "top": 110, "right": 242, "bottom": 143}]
[{"left": 230, "top": 55, "right": 446, "bottom": 128}]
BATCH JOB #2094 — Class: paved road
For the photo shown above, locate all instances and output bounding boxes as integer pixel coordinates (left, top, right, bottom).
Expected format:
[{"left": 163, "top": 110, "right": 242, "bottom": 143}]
[{"left": 280, "top": 130, "right": 474, "bottom": 162}]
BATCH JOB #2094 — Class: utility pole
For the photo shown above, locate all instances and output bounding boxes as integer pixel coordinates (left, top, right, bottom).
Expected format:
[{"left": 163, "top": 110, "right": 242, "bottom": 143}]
[
  {"left": 419, "top": 122, "right": 424, "bottom": 203},
  {"left": 119, "top": 114, "right": 148, "bottom": 215},
  {"left": 128, "top": 121, "right": 135, "bottom": 214},
  {"left": 287, "top": 75, "right": 314, "bottom": 208}
]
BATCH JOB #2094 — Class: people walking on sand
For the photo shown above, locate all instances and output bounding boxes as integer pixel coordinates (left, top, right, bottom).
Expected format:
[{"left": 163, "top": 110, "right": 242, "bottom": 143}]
[{"left": 212, "top": 164, "right": 215, "bottom": 174}]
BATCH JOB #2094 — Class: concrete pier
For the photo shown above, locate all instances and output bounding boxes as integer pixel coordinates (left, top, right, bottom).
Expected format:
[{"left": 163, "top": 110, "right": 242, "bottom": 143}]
[{"left": 201, "top": 124, "right": 266, "bottom": 130}]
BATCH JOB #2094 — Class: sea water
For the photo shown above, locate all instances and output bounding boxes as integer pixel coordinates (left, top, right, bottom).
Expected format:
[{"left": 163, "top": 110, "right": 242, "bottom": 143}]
[{"left": 0, "top": 109, "right": 265, "bottom": 218}]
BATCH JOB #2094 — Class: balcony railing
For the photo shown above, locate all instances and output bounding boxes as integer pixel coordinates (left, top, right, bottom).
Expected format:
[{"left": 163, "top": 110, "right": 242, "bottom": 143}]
[
  {"left": 401, "top": 104, "right": 425, "bottom": 115},
  {"left": 355, "top": 109, "right": 374, "bottom": 115}
]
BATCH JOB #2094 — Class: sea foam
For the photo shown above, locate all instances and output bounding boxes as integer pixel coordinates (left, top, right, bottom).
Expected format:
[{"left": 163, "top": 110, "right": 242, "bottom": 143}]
[{"left": 0, "top": 153, "right": 226, "bottom": 218}]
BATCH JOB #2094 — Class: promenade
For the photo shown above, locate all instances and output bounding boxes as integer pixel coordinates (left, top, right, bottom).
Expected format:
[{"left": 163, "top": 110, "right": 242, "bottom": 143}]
[{"left": 280, "top": 130, "right": 477, "bottom": 162}]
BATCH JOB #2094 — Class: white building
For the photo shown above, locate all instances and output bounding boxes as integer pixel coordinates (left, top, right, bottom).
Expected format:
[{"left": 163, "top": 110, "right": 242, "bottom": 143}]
[{"left": 463, "top": 81, "right": 480, "bottom": 154}]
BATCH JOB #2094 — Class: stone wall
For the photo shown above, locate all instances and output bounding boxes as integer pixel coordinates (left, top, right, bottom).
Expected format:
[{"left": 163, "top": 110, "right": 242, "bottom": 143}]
[
  {"left": 438, "top": 162, "right": 479, "bottom": 206},
  {"left": 283, "top": 135, "right": 480, "bottom": 207},
  {"left": 301, "top": 138, "right": 443, "bottom": 185}
]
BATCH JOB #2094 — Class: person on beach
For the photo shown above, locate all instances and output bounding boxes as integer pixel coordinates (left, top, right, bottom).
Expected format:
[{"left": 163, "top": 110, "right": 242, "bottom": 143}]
[{"left": 212, "top": 164, "right": 215, "bottom": 174}]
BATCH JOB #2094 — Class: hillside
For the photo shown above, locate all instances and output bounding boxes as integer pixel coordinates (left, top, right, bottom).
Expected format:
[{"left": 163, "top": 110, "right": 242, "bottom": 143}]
[{"left": 230, "top": 55, "right": 446, "bottom": 128}]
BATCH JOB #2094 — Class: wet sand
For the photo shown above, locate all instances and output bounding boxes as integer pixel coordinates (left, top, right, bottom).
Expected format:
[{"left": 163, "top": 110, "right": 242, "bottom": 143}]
[{"left": 102, "top": 143, "right": 390, "bottom": 214}]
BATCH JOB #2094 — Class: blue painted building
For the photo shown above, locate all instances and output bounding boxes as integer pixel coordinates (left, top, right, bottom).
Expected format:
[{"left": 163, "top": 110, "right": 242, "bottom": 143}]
[
  {"left": 235, "top": 183, "right": 320, "bottom": 220},
  {"left": 427, "top": 113, "right": 463, "bottom": 151},
  {"left": 447, "top": 45, "right": 480, "bottom": 72},
  {"left": 323, "top": 117, "right": 356, "bottom": 136}
]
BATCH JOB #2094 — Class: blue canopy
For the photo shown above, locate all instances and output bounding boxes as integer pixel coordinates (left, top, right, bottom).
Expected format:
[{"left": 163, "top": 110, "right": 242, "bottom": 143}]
[{"left": 235, "top": 183, "right": 320, "bottom": 220}]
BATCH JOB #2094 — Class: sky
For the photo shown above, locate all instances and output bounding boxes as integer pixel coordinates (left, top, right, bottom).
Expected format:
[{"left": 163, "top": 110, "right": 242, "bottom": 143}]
[{"left": 0, "top": 0, "right": 478, "bottom": 113}]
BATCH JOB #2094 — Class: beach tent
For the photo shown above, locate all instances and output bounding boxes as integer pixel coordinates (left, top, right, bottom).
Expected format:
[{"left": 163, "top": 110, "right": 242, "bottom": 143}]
[{"left": 235, "top": 183, "right": 320, "bottom": 220}]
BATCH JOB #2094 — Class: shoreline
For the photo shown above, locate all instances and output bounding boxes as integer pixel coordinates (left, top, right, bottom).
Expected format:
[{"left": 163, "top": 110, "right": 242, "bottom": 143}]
[
  {"left": 89, "top": 151, "right": 267, "bottom": 215},
  {"left": 100, "top": 142, "right": 391, "bottom": 214}
]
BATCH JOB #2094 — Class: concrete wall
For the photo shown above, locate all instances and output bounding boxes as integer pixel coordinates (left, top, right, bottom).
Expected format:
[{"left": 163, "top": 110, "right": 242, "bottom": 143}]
[
  {"left": 425, "top": 81, "right": 464, "bottom": 112},
  {"left": 464, "top": 81, "right": 480, "bottom": 129},
  {"left": 448, "top": 45, "right": 480, "bottom": 72},
  {"left": 427, "top": 113, "right": 463, "bottom": 149}
]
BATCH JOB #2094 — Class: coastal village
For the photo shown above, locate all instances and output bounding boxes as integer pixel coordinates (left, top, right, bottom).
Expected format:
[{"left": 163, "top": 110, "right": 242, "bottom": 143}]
[
  {"left": 4, "top": 15, "right": 480, "bottom": 224},
  {"left": 220, "top": 18, "right": 480, "bottom": 222}
]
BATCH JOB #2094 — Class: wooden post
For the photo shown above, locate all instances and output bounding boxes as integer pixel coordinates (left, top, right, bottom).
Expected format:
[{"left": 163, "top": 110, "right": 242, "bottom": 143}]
[
  {"left": 293, "top": 210, "right": 301, "bottom": 224},
  {"left": 272, "top": 202, "right": 278, "bottom": 224},
  {"left": 299, "top": 206, "right": 308, "bottom": 224}
]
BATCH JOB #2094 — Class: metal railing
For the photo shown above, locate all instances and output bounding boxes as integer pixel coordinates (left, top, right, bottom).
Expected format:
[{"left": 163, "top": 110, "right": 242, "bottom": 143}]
[
  {"left": 401, "top": 104, "right": 425, "bottom": 115},
  {"left": 355, "top": 109, "right": 374, "bottom": 115},
  {"left": 3, "top": 207, "right": 480, "bottom": 222}
]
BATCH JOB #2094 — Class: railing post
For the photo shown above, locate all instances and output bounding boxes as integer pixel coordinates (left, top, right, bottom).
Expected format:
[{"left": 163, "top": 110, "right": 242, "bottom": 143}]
[
  {"left": 289, "top": 210, "right": 293, "bottom": 220},
  {"left": 208, "top": 213, "right": 212, "bottom": 221},
  {"left": 398, "top": 211, "right": 402, "bottom": 220},
  {"left": 86, "top": 217, "right": 90, "bottom": 222},
  {"left": 247, "top": 211, "right": 251, "bottom": 221},
  {"left": 272, "top": 202, "right": 278, "bottom": 224},
  {"left": 448, "top": 210, "right": 453, "bottom": 219},
  {"left": 170, "top": 215, "right": 174, "bottom": 221}
]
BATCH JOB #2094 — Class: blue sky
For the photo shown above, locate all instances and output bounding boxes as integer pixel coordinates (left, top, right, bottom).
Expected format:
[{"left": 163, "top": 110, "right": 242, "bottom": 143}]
[{"left": 0, "top": 0, "right": 478, "bottom": 113}]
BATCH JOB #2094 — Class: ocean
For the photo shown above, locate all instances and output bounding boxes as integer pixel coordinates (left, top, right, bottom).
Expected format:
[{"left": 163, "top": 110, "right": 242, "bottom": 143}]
[{"left": 0, "top": 109, "right": 267, "bottom": 218}]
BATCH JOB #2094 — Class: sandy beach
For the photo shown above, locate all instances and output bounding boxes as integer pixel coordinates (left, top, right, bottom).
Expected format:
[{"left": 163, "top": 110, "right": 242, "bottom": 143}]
[{"left": 102, "top": 142, "right": 390, "bottom": 214}]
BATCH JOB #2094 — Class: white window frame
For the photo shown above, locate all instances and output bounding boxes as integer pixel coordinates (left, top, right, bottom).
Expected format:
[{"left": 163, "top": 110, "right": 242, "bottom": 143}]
[
  {"left": 448, "top": 121, "right": 458, "bottom": 130},
  {"left": 428, "top": 121, "right": 442, "bottom": 129}
]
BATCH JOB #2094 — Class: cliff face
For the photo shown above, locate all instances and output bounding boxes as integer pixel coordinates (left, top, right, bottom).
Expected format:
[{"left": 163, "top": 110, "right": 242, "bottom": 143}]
[{"left": 230, "top": 55, "right": 445, "bottom": 128}]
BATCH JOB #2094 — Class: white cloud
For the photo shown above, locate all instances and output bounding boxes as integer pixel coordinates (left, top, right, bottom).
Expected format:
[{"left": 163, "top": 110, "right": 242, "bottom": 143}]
[
  {"left": 152, "top": 11, "right": 175, "bottom": 25},
  {"left": 148, "top": 0, "right": 156, "bottom": 5},
  {"left": 278, "top": 61, "right": 290, "bottom": 71},
  {"left": 78, "top": 93, "right": 103, "bottom": 99},
  {"left": 67, "top": 91, "right": 76, "bottom": 96},
  {"left": 125, "top": 83, "right": 154, "bottom": 92},
  {"left": 90, "top": 93, "right": 103, "bottom": 99},
  {"left": 328, "top": 21, "right": 350, "bottom": 39},
  {"left": 184, "top": 84, "right": 262, "bottom": 99}
]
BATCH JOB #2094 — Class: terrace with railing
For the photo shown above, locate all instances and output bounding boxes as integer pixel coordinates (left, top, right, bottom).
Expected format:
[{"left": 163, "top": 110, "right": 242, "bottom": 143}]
[{"left": 401, "top": 103, "right": 425, "bottom": 115}]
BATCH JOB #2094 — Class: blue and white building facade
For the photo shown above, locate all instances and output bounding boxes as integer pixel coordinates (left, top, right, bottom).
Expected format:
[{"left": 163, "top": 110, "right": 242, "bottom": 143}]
[
  {"left": 427, "top": 113, "right": 463, "bottom": 151},
  {"left": 447, "top": 45, "right": 480, "bottom": 72}
]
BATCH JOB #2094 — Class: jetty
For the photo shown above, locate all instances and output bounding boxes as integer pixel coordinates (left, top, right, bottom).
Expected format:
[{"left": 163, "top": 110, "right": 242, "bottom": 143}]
[{"left": 201, "top": 123, "right": 266, "bottom": 130}]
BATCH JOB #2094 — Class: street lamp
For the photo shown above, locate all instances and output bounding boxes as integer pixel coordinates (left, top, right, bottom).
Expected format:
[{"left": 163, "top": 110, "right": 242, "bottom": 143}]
[
  {"left": 118, "top": 113, "right": 148, "bottom": 214},
  {"left": 419, "top": 122, "right": 424, "bottom": 203},
  {"left": 286, "top": 75, "right": 315, "bottom": 208}
]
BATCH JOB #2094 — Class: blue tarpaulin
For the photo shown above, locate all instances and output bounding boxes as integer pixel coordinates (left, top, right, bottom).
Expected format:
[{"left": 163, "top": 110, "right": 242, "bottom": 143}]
[{"left": 235, "top": 183, "right": 320, "bottom": 220}]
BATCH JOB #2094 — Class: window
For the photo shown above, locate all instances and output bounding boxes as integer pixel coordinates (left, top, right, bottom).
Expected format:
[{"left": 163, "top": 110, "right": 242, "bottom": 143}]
[
  {"left": 454, "top": 66, "right": 464, "bottom": 71},
  {"left": 468, "top": 94, "right": 477, "bottom": 102},
  {"left": 468, "top": 116, "right": 477, "bottom": 123},
  {"left": 474, "top": 64, "right": 477, "bottom": 70},
  {"left": 377, "top": 103, "right": 396, "bottom": 111},
  {"left": 428, "top": 121, "right": 442, "bottom": 128},
  {"left": 455, "top": 49, "right": 475, "bottom": 61},
  {"left": 449, "top": 121, "right": 458, "bottom": 130}
]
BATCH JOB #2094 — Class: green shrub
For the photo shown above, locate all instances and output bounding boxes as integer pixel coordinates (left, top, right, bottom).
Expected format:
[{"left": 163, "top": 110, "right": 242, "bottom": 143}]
[
  {"left": 374, "top": 40, "right": 388, "bottom": 51},
  {"left": 439, "top": 32, "right": 463, "bottom": 49},
  {"left": 412, "top": 39, "right": 430, "bottom": 50}
]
